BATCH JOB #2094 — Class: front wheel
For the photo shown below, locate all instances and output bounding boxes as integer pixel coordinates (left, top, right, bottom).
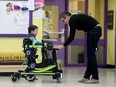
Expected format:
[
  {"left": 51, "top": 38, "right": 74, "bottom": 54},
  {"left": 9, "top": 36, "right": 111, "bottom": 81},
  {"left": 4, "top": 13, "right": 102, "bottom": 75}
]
[
  {"left": 56, "top": 78, "right": 61, "bottom": 83},
  {"left": 11, "top": 74, "right": 18, "bottom": 82}
]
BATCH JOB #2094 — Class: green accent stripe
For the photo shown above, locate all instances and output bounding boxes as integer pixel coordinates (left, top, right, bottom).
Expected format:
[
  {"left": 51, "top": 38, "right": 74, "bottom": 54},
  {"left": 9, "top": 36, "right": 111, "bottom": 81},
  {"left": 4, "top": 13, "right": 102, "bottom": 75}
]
[
  {"left": 35, "top": 65, "right": 56, "bottom": 70},
  {"left": 21, "top": 72, "right": 55, "bottom": 75},
  {"left": 25, "top": 45, "right": 42, "bottom": 48},
  {"left": 33, "top": 65, "right": 56, "bottom": 73},
  {"left": 21, "top": 65, "right": 56, "bottom": 75}
]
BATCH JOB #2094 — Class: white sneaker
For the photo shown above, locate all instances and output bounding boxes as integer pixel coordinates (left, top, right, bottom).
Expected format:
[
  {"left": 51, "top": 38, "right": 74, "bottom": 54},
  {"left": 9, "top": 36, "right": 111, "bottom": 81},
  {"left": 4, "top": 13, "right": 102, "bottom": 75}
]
[
  {"left": 78, "top": 78, "right": 89, "bottom": 83},
  {"left": 84, "top": 79, "right": 99, "bottom": 84}
]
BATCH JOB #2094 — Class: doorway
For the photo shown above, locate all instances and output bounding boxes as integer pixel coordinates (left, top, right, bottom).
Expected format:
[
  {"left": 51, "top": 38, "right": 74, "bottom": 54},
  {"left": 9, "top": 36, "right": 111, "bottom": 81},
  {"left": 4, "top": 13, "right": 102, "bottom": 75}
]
[{"left": 65, "top": 0, "right": 107, "bottom": 67}]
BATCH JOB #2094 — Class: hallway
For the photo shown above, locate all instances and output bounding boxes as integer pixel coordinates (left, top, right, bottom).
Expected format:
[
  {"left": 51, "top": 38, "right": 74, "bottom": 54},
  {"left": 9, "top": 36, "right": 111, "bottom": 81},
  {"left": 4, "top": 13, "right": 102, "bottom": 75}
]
[{"left": 0, "top": 67, "right": 115, "bottom": 87}]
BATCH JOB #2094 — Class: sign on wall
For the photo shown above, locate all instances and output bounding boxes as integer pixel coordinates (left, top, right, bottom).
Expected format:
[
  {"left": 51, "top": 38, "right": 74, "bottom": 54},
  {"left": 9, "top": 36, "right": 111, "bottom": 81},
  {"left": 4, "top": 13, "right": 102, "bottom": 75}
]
[
  {"left": 0, "top": 1, "right": 29, "bottom": 35},
  {"left": 108, "top": 10, "right": 113, "bottom": 29}
]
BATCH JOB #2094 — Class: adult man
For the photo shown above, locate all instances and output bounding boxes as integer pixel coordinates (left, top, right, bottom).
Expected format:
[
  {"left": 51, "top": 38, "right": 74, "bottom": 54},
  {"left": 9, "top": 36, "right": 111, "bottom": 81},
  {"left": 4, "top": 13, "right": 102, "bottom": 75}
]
[{"left": 53, "top": 11, "right": 102, "bottom": 84}]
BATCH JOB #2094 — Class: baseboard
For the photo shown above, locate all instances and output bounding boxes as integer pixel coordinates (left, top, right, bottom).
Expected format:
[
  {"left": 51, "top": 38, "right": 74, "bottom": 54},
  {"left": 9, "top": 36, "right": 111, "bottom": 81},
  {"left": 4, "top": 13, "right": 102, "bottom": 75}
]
[
  {"left": 99, "top": 64, "right": 115, "bottom": 68},
  {"left": 0, "top": 72, "right": 13, "bottom": 76},
  {"left": 106, "top": 64, "right": 115, "bottom": 68}
]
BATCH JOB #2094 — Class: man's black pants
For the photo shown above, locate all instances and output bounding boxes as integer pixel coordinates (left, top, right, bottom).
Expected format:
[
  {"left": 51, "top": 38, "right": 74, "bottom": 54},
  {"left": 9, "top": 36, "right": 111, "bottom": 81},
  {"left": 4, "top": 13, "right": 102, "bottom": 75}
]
[{"left": 84, "top": 26, "right": 102, "bottom": 80}]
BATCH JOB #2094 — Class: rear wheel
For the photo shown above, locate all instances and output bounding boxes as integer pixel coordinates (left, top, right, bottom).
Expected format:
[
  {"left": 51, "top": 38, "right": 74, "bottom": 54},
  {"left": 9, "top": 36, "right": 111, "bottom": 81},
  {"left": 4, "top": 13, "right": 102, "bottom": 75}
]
[
  {"left": 25, "top": 75, "right": 37, "bottom": 82},
  {"left": 53, "top": 72, "right": 62, "bottom": 83}
]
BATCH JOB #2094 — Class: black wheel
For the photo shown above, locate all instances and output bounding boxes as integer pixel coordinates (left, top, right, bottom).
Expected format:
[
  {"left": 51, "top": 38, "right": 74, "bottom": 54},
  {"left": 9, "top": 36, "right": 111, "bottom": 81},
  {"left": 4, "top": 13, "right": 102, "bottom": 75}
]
[
  {"left": 25, "top": 75, "right": 37, "bottom": 82},
  {"left": 56, "top": 78, "right": 61, "bottom": 83},
  {"left": 11, "top": 74, "right": 18, "bottom": 82},
  {"left": 56, "top": 72, "right": 62, "bottom": 83},
  {"left": 53, "top": 72, "right": 62, "bottom": 83},
  {"left": 16, "top": 72, "right": 21, "bottom": 80},
  {"left": 59, "top": 73, "right": 63, "bottom": 79},
  {"left": 11, "top": 72, "right": 21, "bottom": 82}
]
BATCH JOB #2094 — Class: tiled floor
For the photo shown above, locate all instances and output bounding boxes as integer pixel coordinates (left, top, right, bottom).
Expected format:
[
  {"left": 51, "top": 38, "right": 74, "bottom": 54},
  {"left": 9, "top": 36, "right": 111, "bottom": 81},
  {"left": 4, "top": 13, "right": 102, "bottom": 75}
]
[{"left": 0, "top": 67, "right": 116, "bottom": 87}]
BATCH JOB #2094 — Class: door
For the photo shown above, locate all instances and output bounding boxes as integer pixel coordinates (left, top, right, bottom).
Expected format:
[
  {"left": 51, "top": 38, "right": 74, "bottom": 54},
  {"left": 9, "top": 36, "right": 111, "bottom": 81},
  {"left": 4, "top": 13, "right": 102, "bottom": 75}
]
[
  {"left": 65, "top": 0, "right": 107, "bottom": 67},
  {"left": 88, "top": 0, "right": 107, "bottom": 67},
  {"left": 65, "top": 0, "right": 86, "bottom": 67}
]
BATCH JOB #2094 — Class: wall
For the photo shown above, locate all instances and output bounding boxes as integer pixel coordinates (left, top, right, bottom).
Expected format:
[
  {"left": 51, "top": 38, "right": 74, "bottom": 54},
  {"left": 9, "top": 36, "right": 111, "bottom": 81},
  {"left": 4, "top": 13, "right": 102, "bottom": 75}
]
[
  {"left": 0, "top": 18, "right": 43, "bottom": 64},
  {"left": 0, "top": 38, "right": 23, "bottom": 52},
  {"left": 45, "top": 0, "right": 65, "bottom": 59},
  {"left": 107, "top": 0, "right": 115, "bottom": 65},
  {"left": 44, "top": 5, "right": 58, "bottom": 38}
]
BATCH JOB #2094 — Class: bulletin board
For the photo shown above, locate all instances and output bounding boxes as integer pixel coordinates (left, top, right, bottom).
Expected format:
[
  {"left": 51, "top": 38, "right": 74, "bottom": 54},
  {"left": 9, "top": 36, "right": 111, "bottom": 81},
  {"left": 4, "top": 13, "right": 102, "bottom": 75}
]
[
  {"left": 0, "top": 0, "right": 45, "bottom": 65},
  {"left": 0, "top": 0, "right": 29, "bottom": 36}
]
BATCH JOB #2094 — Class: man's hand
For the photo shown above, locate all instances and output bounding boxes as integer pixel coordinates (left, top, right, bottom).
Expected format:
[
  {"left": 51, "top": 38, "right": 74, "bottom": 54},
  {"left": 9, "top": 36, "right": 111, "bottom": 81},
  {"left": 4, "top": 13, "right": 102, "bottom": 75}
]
[{"left": 53, "top": 44, "right": 64, "bottom": 49}]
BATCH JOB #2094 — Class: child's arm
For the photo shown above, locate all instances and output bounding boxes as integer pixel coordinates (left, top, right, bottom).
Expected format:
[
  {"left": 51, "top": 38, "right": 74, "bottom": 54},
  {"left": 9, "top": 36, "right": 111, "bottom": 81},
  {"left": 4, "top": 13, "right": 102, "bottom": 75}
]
[
  {"left": 29, "top": 37, "right": 42, "bottom": 45},
  {"left": 34, "top": 40, "right": 43, "bottom": 45}
]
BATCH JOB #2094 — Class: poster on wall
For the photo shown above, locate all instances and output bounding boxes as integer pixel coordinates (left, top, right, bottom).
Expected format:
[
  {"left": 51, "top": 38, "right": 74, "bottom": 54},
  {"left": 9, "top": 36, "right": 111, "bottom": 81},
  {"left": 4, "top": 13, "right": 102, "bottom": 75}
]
[
  {"left": 0, "top": 0, "right": 29, "bottom": 35},
  {"left": 33, "top": 0, "right": 46, "bottom": 18},
  {"left": 108, "top": 10, "right": 113, "bottom": 29}
]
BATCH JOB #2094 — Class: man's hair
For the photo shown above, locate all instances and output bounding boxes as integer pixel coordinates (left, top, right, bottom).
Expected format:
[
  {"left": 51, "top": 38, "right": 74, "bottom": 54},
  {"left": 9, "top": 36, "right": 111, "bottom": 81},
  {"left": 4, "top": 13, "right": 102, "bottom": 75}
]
[
  {"left": 28, "top": 25, "right": 38, "bottom": 33},
  {"left": 59, "top": 11, "right": 72, "bottom": 19}
]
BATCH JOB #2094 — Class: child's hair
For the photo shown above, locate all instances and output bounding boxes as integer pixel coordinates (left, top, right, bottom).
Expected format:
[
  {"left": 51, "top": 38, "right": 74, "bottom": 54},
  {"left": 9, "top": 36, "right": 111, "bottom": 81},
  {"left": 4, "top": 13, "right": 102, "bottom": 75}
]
[{"left": 28, "top": 25, "right": 38, "bottom": 33}]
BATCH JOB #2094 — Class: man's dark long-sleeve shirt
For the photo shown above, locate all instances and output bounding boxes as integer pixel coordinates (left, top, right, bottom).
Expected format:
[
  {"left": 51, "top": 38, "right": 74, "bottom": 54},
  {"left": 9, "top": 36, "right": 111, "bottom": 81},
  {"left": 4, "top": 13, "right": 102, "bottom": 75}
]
[{"left": 63, "top": 14, "right": 99, "bottom": 47}]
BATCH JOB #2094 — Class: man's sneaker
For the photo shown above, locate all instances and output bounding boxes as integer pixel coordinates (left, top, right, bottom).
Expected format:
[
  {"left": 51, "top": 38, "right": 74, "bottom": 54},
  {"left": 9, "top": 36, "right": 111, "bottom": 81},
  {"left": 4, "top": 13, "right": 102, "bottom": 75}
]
[
  {"left": 84, "top": 79, "right": 99, "bottom": 84},
  {"left": 78, "top": 78, "right": 89, "bottom": 83}
]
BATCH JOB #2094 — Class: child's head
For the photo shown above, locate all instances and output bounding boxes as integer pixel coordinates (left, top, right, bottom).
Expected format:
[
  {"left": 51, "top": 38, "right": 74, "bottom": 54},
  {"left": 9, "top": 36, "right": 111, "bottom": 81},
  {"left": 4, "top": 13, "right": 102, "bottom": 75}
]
[{"left": 28, "top": 25, "right": 38, "bottom": 36}]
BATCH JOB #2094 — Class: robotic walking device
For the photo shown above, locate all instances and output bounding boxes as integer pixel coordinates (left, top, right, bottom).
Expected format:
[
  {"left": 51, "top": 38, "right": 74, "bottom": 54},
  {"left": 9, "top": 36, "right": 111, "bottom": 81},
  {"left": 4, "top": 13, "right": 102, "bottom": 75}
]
[{"left": 11, "top": 37, "right": 63, "bottom": 83}]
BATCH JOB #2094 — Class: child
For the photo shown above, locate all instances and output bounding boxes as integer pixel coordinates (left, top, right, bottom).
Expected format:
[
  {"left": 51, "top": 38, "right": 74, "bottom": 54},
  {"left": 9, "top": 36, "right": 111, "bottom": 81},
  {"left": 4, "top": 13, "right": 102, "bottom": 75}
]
[{"left": 24, "top": 25, "right": 42, "bottom": 72}]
